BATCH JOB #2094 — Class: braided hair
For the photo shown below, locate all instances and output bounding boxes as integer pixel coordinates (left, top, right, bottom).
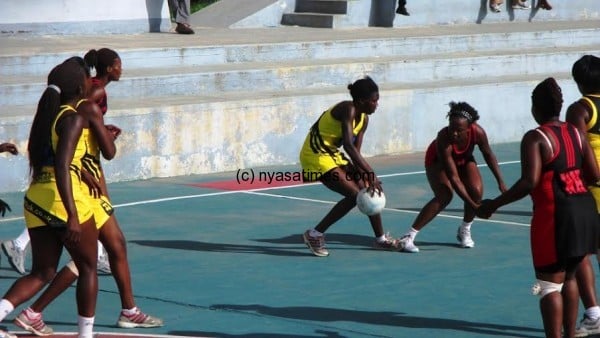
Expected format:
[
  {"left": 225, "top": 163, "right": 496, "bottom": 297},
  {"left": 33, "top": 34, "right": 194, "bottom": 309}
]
[
  {"left": 532, "top": 77, "right": 563, "bottom": 118},
  {"left": 446, "top": 101, "right": 480, "bottom": 124}
]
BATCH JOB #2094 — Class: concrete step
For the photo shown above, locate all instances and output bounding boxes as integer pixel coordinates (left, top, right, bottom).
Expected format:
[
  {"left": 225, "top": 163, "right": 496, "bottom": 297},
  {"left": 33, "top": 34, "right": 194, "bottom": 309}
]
[
  {"left": 0, "top": 20, "right": 598, "bottom": 192},
  {"left": 295, "top": 0, "right": 349, "bottom": 14},
  {"left": 1, "top": 21, "right": 597, "bottom": 79},
  {"left": 2, "top": 44, "right": 597, "bottom": 107},
  {"left": 280, "top": 13, "right": 336, "bottom": 28}
]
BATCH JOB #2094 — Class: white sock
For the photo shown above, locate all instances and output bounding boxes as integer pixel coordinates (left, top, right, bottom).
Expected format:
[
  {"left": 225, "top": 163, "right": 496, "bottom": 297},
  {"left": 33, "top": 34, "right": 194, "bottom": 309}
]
[
  {"left": 23, "top": 307, "right": 41, "bottom": 318},
  {"left": 77, "top": 315, "right": 94, "bottom": 338},
  {"left": 0, "top": 299, "right": 15, "bottom": 322},
  {"left": 461, "top": 221, "right": 473, "bottom": 231},
  {"left": 376, "top": 234, "right": 388, "bottom": 242},
  {"left": 585, "top": 306, "right": 600, "bottom": 320},
  {"left": 407, "top": 227, "right": 419, "bottom": 240},
  {"left": 14, "top": 229, "right": 30, "bottom": 251},
  {"left": 97, "top": 241, "right": 105, "bottom": 259},
  {"left": 121, "top": 307, "right": 138, "bottom": 316},
  {"left": 309, "top": 229, "right": 323, "bottom": 237}
]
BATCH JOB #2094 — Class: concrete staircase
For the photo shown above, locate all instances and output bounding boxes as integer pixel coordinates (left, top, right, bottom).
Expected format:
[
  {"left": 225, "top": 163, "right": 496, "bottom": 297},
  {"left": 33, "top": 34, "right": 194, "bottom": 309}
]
[
  {"left": 281, "top": 0, "right": 351, "bottom": 28},
  {"left": 0, "top": 3, "right": 599, "bottom": 193}
]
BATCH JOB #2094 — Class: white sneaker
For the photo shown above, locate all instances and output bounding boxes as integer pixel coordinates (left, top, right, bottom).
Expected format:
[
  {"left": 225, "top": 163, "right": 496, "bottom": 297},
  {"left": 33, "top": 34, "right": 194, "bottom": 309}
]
[
  {"left": 456, "top": 227, "right": 475, "bottom": 248},
  {"left": 0, "top": 329, "right": 17, "bottom": 338},
  {"left": 2, "top": 240, "right": 27, "bottom": 274},
  {"left": 399, "top": 235, "right": 419, "bottom": 253},
  {"left": 97, "top": 246, "right": 112, "bottom": 274},
  {"left": 576, "top": 315, "right": 600, "bottom": 337}
]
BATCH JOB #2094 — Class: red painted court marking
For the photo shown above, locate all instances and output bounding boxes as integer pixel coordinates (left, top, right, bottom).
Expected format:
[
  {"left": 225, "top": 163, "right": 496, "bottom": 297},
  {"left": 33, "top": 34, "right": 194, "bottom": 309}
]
[{"left": 190, "top": 178, "right": 305, "bottom": 191}]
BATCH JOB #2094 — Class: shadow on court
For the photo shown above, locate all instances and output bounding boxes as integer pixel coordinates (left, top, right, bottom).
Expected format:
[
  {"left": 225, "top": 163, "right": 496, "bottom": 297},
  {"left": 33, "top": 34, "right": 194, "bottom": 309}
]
[
  {"left": 171, "top": 330, "right": 345, "bottom": 338},
  {"left": 396, "top": 208, "right": 533, "bottom": 217},
  {"left": 201, "top": 304, "right": 542, "bottom": 338},
  {"left": 131, "top": 239, "right": 312, "bottom": 257}
]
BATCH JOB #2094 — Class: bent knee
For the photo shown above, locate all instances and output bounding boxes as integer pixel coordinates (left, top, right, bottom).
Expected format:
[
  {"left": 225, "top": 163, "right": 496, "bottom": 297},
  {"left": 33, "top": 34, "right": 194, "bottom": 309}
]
[{"left": 30, "top": 268, "right": 58, "bottom": 284}]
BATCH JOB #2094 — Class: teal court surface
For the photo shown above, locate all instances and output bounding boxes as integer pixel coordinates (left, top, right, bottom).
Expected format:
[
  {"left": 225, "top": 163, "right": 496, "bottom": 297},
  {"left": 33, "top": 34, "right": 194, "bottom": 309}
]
[{"left": 0, "top": 141, "right": 596, "bottom": 338}]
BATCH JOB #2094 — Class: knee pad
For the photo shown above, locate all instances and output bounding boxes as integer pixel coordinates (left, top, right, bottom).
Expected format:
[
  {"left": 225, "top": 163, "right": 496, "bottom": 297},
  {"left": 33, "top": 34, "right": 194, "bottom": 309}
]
[
  {"left": 536, "top": 280, "right": 563, "bottom": 298},
  {"left": 66, "top": 260, "right": 79, "bottom": 277}
]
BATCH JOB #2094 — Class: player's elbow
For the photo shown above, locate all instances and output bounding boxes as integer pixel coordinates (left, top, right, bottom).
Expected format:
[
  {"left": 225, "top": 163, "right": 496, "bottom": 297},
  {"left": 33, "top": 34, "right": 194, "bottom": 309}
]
[{"left": 102, "top": 149, "right": 116, "bottom": 160}]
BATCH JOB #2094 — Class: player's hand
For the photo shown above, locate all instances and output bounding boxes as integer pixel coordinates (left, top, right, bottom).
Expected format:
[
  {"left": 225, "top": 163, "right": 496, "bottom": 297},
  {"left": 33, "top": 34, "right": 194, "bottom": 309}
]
[
  {"left": 81, "top": 170, "right": 102, "bottom": 199},
  {"left": 63, "top": 216, "right": 82, "bottom": 248},
  {"left": 0, "top": 143, "right": 18, "bottom": 155},
  {"left": 105, "top": 124, "right": 122, "bottom": 139},
  {"left": 0, "top": 199, "right": 11, "bottom": 217},
  {"left": 367, "top": 177, "right": 383, "bottom": 197},
  {"left": 499, "top": 182, "right": 508, "bottom": 193},
  {"left": 476, "top": 199, "right": 497, "bottom": 219}
]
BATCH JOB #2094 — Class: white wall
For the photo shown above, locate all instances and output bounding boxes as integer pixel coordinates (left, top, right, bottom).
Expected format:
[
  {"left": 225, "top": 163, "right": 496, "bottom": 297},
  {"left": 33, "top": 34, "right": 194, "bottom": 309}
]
[{"left": 0, "top": 0, "right": 171, "bottom": 34}]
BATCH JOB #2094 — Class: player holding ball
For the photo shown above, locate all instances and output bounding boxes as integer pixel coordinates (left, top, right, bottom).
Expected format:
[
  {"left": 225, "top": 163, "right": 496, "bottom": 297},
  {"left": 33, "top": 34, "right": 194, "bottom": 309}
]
[{"left": 299, "top": 76, "right": 399, "bottom": 257}]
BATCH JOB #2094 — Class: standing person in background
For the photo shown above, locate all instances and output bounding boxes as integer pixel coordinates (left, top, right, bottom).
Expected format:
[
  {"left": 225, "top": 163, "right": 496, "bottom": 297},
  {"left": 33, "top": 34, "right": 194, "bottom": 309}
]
[
  {"left": 397, "top": 101, "right": 507, "bottom": 253},
  {"left": 478, "top": 78, "right": 600, "bottom": 338},
  {"left": 0, "top": 143, "right": 18, "bottom": 218},
  {"left": 565, "top": 54, "right": 600, "bottom": 337},
  {"left": 0, "top": 60, "right": 100, "bottom": 338},
  {"left": 168, "top": 0, "right": 195, "bottom": 34},
  {"left": 299, "top": 76, "right": 400, "bottom": 257}
]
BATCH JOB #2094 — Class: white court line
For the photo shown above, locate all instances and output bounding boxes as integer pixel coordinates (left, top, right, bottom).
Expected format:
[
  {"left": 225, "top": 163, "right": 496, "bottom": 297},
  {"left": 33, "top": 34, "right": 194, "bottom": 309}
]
[
  {"left": 0, "top": 161, "right": 524, "bottom": 226},
  {"left": 241, "top": 190, "right": 530, "bottom": 227}
]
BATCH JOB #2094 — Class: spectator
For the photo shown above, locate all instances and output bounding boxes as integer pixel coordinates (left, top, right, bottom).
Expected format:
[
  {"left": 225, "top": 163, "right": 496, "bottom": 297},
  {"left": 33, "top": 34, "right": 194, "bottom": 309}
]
[{"left": 168, "top": 0, "right": 194, "bottom": 34}]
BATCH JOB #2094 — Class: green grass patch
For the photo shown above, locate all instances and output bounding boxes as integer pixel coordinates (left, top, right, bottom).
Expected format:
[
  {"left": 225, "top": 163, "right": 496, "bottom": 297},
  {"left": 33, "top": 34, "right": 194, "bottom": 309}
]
[{"left": 191, "top": 0, "right": 220, "bottom": 13}]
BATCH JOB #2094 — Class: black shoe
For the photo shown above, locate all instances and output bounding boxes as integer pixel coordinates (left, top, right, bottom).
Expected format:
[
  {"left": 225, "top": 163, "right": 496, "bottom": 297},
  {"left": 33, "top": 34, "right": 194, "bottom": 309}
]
[
  {"left": 175, "top": 23, "right": 194, "bottom": 34},
  {"left": 396, "top": 6, "right": 410, "bottom": 16}
]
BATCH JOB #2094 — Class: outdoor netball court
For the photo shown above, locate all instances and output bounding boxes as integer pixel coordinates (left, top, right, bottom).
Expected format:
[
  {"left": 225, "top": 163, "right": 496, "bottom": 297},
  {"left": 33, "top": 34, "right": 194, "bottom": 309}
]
[{"left": 0, "top": 142, "right": 597, "bottom": 338}]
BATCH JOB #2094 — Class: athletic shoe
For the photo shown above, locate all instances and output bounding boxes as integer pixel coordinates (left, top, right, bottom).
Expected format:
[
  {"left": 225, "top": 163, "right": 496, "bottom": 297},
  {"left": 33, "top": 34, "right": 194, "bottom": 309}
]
[
  {"left": 0, "top": 330, "right": 16, "bottom": 338},
  {"left": 373, "top": 233, "right": 400, "bottom": 251},
  {"left": 512, "top": 1, "right": 531, "bottom": 9},
  {"left": 490, "top": 3, "right": 501, "bottom": 12},
  {"left": 302, "top": 230, "right": 329, "bottom": 257},
  {"left": 97, "top": 246, "right": 112, "bottom": 274},
  {"left": 575, "top": 315, "right": 600, "bottom": 337},
  {"left": 395, "top": 6, "right": 409, "bottom": 16},
  {"left": 456, "top": 227, "right": 475, "bottom": 248},
  {"left": 14, "top": 310, "right": 54, "bottom": 336},
  {"left": 2, "top": 240, "right": 26, "bottom": 275},
  {"left": 117, "top": 309, "right": 164, "bottom": 328},
  {"left": 399, "top": 235, "right": 419, "bottom": 253}
]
